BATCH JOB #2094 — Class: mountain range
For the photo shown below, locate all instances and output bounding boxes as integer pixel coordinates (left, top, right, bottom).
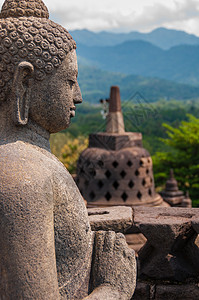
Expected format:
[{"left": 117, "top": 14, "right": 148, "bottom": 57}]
[
  {"left": 76, "top": 41, "right": 199, "bottom": 85},
  {"left": 70, "top": 28, "right": 199, "bottom": 102},
  {"left": 70, "top": 28, "right": 199, "bottom": 50}
]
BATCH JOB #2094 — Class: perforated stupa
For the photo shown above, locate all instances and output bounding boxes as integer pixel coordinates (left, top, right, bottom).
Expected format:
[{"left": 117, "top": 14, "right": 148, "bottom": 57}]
[{"left": 76, "top": 86, "right": 168, "bottom": 208}]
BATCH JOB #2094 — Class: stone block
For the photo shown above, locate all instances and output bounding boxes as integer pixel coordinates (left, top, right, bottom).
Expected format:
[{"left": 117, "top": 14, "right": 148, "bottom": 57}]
[
  {"left": 133, "top": 207, "right": 199, "bottom": 281},
  {"left": 155, "top": 283, "right": 199, "bottom": 299},
  {"left": 88, "top": 206, "right": 133, "bottom": 233},
  {"left": 89, "top": 132, "right": 142, "bottom": 150},
  {"left": 192, "top": 217, "right": 199, "bottom": 234},
  {"left": 132, "top": 281, "right": 150, "bottom": 300}
]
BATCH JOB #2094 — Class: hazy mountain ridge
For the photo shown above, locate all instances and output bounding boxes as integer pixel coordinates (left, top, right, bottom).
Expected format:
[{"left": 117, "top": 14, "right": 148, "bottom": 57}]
[
  {"left": 76, "top": 40, "right": 199, "bottom": 85},
  {"left": 70, "top": 27, "right": 199, "bottom": 50}
]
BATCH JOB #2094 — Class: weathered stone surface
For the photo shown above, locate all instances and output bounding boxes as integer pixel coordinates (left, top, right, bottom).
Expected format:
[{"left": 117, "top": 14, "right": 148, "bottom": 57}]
[
  {"left": 90, "top": 231, "right": 137, "bottom": 300},
  {"left": 89, "top": 132, "right": 143, "bottom": 150},
  {"left": 88, "top": 206, "right": 133, "bottom": 233},
  {"left": 133, "top": 207, "right": 199, "bottom": 227},
  {"left": 0, "top": 1, "right": 136, "bottom": 299},
  {"left": 155, "top": 283, "right": 199, "bottom": 299},
  {"left": 125, "top": 233, "right": 147, "bottom": 252},
  {"left": 192, "top": 217, "right": 199, "bottom": 233},
  {"left": 133, "top": 207, "right": 199, "bottom": 282},
  {"left": 90, "top": 206, "right": 199, "bottom": 298},
  {"left": 0, "top": 0, "right": 49, "bottom": 18},
  {"left": 132, "top": 282, "right": 199, "bottom": 300},
  {"left": 132, "top": 282, "right": 150, "bottom": 300}
]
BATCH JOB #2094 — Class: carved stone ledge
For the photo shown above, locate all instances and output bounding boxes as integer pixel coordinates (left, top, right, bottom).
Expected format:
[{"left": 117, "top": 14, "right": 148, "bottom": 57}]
[
  {"left": 88, "top": 206, "right": 133, "bottom": 233},
  {"left": 133, "top": 282, "right": 199, "bottom": 300},
  {"left": 133, "top": 207, "right": 199, "bottom": 282},
  {"left": 192, "top": 217, "right": 199, "bottom": 234},
  {"left": 88, "top": 206, "right": 199, "bottom": 299}
]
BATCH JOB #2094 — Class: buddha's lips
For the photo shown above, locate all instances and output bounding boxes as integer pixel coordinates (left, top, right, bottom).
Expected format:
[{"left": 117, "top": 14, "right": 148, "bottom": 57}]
[{"left": 70, "top": 107, "right": 76, "bottom": 117}]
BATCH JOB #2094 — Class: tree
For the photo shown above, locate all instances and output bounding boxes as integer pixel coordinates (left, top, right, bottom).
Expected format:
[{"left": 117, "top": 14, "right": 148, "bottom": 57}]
[
  {"left": 153, "top": 114, "right": 199, "bottom": 207},
  {"left": 60, "top": 136, "right": 88, "bottom": 174},
  {"left": 50, "top": 132, "right": 88, "bottom": 174}
]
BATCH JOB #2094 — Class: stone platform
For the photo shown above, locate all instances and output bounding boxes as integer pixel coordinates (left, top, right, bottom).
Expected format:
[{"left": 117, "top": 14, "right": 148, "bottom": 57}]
[{"left": 88, "top": 206, "right": 199, "bottom": 299}]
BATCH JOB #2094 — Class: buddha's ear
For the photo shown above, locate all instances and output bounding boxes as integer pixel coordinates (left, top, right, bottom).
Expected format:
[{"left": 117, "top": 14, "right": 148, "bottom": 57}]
[{"left": 12, "top": 61, "right": 34, "bottom": 126}]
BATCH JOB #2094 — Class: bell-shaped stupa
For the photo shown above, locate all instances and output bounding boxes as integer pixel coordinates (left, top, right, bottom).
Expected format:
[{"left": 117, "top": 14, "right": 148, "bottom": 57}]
[
  {"left": 161, "top": 170, "right": 192, "bottom": 207},
  {"left": 76, "top": 86, "right": 168, "bottom": 208}
]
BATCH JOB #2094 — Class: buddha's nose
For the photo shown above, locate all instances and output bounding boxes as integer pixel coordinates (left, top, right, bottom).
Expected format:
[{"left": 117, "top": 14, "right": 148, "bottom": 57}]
[{"left": 73, "top": 82, "right": 82, "bottom": 104}]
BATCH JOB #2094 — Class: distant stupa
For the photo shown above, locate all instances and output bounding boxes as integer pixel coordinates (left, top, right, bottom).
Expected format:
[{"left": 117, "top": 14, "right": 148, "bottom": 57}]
[
  {"left": 161, "top": 169, "right": 192, "bottom": 207},
  {"left": 76, "top": 86, "right": 168, "bottom": 208}
]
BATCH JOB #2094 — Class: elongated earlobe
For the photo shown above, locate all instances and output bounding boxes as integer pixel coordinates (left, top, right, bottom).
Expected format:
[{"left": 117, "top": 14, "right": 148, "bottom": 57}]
[{"left": 12, "top": 61, "right": 34, "bottom": 126}]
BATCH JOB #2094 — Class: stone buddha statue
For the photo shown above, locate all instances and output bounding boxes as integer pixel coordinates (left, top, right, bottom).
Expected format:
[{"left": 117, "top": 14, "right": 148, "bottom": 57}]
[{"left": 0, "top": 0, "right": 136, "bottom": 299}]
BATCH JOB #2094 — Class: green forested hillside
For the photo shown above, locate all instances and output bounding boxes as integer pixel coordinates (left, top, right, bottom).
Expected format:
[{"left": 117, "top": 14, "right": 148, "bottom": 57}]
[{"left": 78, "top": 65, "right": 199, "bottom": 103}]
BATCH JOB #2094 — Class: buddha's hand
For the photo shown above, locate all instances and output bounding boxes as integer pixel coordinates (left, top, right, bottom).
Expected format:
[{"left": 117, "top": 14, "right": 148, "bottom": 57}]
[{"left": 89, "top": 231, "right": 137, "bottom": 300}]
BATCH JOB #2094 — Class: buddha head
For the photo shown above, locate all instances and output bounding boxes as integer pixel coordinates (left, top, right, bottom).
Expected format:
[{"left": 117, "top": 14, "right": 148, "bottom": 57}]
[{"left": 0, "top": 0, "right": 82, "bottom": 133}]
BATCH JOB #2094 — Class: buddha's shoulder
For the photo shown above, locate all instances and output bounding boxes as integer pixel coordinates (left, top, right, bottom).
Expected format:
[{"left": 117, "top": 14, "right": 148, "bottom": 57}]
[{"left": 0, "top": 141, "right": 70, "bottom": 179}]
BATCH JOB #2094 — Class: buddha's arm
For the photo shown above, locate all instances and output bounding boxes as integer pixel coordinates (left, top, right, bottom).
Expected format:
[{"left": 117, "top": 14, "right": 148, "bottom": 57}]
[
  {"left": 52, "top": 166, "right": 136, "bottom": 299},
  {"left": 84, "top": 231, "right": 137, "bottom": 300}
]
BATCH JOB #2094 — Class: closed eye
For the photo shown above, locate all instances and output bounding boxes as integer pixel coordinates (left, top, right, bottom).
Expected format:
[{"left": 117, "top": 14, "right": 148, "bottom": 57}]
[{"left": 68, "top": 79, "right": 75, "bottom": 88}]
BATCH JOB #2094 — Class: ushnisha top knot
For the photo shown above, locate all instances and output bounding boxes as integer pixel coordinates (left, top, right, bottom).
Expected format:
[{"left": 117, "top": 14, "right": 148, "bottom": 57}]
[{"left": 0, "top": 0, "right": 49, "bottom": 19}]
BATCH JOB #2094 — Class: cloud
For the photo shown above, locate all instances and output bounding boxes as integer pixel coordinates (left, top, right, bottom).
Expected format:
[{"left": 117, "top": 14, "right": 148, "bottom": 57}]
[
  {"left": 51, "top": 6, "right": 126, "bottom": 31},
  {"left": 43, "top": 0, "right": 199, "bottom": 35},
  {"left": 117, "top": 0, "right": 199, "bottom": 32}
]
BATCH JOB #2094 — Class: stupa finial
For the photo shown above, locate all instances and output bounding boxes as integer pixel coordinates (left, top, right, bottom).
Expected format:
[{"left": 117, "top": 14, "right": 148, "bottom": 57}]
[
  {"left": 109, "top": 86, "right": 122, "bottom": 113},
  {"left": 170, "top": 169, "right": 174, "bottom": 179},
  {"left": 185, "top": 190, "right": 189, "bottom": 198},
  {"left": 0, "top": 0, "right": 49, "bottom": 19},
  {"left": 106, "top": 86, "right": 125, "bottom": 133}
]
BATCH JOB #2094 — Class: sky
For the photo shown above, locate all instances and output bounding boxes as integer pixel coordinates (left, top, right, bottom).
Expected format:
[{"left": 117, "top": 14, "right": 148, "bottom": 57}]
[
  {"left": 0, "top": 0, "right": 199, "bottom": 35},
  {"left": 44, "top": 0, "right": 199, "bottom": 36}
]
